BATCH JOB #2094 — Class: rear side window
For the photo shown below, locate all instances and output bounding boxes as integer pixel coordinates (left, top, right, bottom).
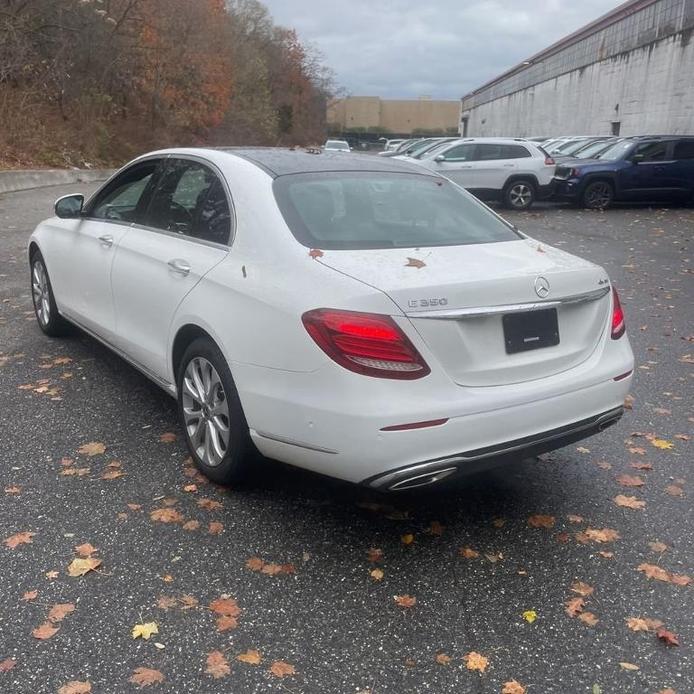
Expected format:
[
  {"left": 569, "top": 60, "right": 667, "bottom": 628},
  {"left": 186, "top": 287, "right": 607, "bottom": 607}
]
[
  {"left": 475, "top": 144, "right": 530, "bottom": 160},
  {"left": 273, "top": 172, "right": 521, "bottom": 250},
  {"left": 673, "top": 140, "right": 694, "bottom": 159},
  {"left": 501, "top": 144, "right": 532, "bottom": 159},
  {"left": 146, "top": 159, "right": 231, "bottom": 244}
]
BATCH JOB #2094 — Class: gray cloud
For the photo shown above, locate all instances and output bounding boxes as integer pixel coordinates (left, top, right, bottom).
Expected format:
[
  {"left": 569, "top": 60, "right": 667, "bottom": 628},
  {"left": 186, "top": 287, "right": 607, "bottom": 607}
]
[{"left": 261, "top": 0, "right": 621, "bottom": 98}]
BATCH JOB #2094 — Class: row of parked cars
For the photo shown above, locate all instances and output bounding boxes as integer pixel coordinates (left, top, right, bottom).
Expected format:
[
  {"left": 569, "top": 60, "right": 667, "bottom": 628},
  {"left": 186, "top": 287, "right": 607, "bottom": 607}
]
[{"left": 378, "top": 134, "right": 694, "bottom": 210}]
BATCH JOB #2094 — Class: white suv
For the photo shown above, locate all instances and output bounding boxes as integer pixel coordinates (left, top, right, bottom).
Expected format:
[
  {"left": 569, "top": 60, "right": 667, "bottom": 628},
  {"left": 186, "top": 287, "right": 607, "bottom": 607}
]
[{"left": 410, "top": 138, "right": 556, "bottom": 210}]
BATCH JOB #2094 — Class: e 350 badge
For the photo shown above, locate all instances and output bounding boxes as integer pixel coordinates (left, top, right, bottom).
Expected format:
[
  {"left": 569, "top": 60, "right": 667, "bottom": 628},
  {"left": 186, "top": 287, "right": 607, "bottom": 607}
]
[{"left": 407, "top": 298, "right": 449, "bottom": 309}]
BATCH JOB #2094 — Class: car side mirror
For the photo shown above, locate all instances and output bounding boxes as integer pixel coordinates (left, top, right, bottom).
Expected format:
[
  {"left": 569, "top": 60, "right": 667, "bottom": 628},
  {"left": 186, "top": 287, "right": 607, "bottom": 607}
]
[
  {"left": 631, "top": 153, "right": 645, "bottom": 164},
  {"left": 54, "top": 194, "right": 84, "bottom": 219},
  {"left": 434, "top": 154, "right": 446, "bottom": 163}
]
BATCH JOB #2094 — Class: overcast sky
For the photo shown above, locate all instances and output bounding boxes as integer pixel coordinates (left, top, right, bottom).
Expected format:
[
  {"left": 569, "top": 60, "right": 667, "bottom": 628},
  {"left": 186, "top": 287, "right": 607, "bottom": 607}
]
[{"left": 262, "top": 0, "right": 623, "bottom": 99}]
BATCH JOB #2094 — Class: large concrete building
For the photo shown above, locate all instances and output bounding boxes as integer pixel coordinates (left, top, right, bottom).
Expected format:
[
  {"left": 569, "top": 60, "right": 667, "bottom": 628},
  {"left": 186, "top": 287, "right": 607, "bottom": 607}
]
[
  {"left": 327, "top": 96, "right": 460, "bottom": 136},
  {"left": 460, "top": 0, "right": 694, "bottom": 137}
]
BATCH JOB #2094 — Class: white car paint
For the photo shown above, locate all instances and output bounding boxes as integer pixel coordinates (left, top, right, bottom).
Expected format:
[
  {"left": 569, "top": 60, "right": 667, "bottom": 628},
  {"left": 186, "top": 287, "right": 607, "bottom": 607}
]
[{"left": 29, "top": 148, "right": 633, "bottom": 490}]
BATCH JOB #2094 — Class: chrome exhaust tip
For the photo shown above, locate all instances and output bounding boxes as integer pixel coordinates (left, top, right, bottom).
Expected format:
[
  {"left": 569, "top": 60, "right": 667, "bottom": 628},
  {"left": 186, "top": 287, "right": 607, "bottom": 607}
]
[{"left": 388, "top": 466, "right": 458, "bottom": 491}]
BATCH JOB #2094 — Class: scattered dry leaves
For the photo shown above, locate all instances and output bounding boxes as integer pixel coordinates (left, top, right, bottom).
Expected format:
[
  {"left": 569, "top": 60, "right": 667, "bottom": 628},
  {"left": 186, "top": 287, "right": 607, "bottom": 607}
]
[
  {"left": 159, "top": 432, "right": 177, "bottom": 443},
  {"left": 48, "top": 603, "right": 75, "bottom": 623},
  {"left": 4, "top": 531, "right": 34, "bottom": 549},
  {"left": 570, "top": 581, "right": 594, "bottom": 597},
  {"left": 459, "top": 546, "right": 479, "bottom": 559},
  {"left": 150, "top": 508, "right": 184, "bottom": 524},
  {"left": 32, "top": 622, "right": 59, "bottom": 640},
  {"left": 58, "top": 682, "right": 92, "bottom": 694},
  {"left": 77, "top": 442, "right": 106, "bottom": 456},
  {"left": 435, "top": 653, "right": 451, "bottom": 665},
  {"left": 463, "top": 651, "right": 488, "bottom": 673},
  {"left": 205, "top": 650, "right": 230, "bottom": 678},
  {"left": 237, "top": 650, "right": 262, "bottom": 665},
  {"left": 132, "top": 622, "right": 158, "bottom": 640},
  {"left": 129, "top": 667, "right": 165, "bottom": 688},
  {"left": 394, "top": 595, "right": 416, "bottom": 608},
  {"left": 656, "top": 626, "right": 680, "bottom": 647},
  {"left": 614, "top": 494, "right": 646, "bottom": 509},
  {"left": 528, "top": 514, "right": 555, "bottom": 529},
  {"left": 210, "top": 596, "right": 241, "bottom": 631},
  {"left": 269, "top": 661, "right": 296, "bottom": 678},
  {"left": 616, "top": 474, "right": 644, "bottom": 487},
  {"left": 502, "top": 681, "right": 526, "bottom": 694},
  {"left": 584, "top": 528, "right": 620, "bottom": 543},
  {"left": 67, "top": 557, "right": 101, "bottom": 577},
  {"left": 578, "top": 611, "right": 599, "bottom": 627},
  {"left": 626, "top": 617, "right": 663, "bottom": 632}
]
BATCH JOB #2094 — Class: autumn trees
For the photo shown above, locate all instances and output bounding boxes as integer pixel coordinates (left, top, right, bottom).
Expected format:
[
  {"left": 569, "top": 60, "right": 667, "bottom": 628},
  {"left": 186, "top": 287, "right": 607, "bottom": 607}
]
[{"left": 0, "top": 0, "right": 333, "bottom": 167}]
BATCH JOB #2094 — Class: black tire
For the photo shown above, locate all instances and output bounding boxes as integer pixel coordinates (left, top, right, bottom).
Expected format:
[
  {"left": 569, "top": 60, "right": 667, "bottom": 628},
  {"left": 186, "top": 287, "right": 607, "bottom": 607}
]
[
  {"left": 581, "top": 180, "right": 614, "bottom": 210},
  {"left": 30, "top": 250, "right": 71, "bottom": 337},
  {"left": 177, "top": 337, "right": 255, "bottom": 485},
  {"left": 503, "top": 179, "right": 535, "bottom": 210}
]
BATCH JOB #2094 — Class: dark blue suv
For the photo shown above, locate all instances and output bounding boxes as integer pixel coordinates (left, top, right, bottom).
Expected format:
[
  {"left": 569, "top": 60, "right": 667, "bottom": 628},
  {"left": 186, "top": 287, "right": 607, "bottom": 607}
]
[{"left": 553, "top": 136, "right": 694, "bottom": 209}]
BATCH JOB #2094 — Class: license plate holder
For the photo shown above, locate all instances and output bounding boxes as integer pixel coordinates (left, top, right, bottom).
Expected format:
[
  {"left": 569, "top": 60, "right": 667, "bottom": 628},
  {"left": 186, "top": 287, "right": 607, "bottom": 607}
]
[{"left": 503, "top": 308, "right": 560, "bottom": 354}]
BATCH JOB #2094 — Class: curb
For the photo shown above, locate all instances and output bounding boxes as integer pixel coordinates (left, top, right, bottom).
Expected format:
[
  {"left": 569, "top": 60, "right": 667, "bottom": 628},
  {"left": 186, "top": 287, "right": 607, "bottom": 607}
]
[{"left": 0, "top": 168, "right": 115, "bottom": 195}]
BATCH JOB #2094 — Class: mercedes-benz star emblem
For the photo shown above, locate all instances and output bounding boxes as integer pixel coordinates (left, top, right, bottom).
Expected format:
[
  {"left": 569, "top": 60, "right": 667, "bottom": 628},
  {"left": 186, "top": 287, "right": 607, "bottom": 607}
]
[{"left": 534, "top": 276, "right": 550, "bottom": 298}]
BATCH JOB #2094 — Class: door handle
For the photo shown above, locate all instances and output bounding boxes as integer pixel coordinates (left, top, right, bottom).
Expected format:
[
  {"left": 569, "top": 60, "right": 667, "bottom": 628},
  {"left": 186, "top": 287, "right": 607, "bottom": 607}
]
[
  {"left": 168, "top": 259, "right": 191, "bottom": 276},
  {"left": 98, "top": 235, "right": 114, "bottom": 247},
  {"left": 503, "top": 164, "right": 515, "bottom": 168}
]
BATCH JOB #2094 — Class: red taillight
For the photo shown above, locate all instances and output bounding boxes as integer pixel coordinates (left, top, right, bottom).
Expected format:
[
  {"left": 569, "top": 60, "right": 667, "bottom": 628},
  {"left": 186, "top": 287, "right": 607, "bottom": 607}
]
[
  {"left": 611, "top": 286, "right": 625, "bottom": 339},
  {"left": 302, "top": 308, "right": 430, "bottom": 379},
  {"left": 544, "top": 156, "right": 555, "bottom": 166}
]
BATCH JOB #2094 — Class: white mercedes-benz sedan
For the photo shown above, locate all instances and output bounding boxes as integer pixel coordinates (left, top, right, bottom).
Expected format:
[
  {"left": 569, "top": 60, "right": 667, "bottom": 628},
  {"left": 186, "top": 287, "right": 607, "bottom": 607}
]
[{"left": 29, "top": 148, "right": 634, "bottom": 490}]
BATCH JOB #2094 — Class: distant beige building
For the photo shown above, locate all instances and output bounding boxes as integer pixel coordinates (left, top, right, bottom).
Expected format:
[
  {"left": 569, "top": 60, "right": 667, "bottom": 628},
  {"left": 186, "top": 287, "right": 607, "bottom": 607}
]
[{"left": 327, "top": 96, "right": 461, "bottom": 135}]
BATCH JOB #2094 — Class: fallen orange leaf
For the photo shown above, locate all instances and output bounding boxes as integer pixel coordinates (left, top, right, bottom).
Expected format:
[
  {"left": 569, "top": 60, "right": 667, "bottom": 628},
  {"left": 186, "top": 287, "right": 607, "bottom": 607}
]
[
  {"left": 4, "top": 531, "right": 34, "bottom": 549},
  {"left": 269, "top": 661, "right": 296, "bottom": 678},
  {"left": 205, "top": 650, "right": 230, "bottom": 678},
  {"left": 77, "top": 442, "right": 106, "bottom": 456},
  {"left": 129, "top": 667, "right": 164, "bottom": 688},
  {"left": 394, "top": 595, "right": 416, "bottom": 608},
  {"left": 67, "top": 557, "right": 101, "bottom": 577},
  {"left": 463, "top": 651, "right": 488, "bottom": 673},
  {"left": 32, "top": 622, "right": 59, "bottom": 640},
  {"left": 237, "top": 650, "right": 262, "bottom": 665}
]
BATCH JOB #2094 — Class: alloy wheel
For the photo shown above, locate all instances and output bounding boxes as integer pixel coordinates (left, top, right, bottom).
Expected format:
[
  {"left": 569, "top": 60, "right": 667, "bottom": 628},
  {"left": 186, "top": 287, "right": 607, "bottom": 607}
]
[
  {"left": 32, "top": 260, "right": 51, "bottom": 327},
  {"left": 509, "top": 183, "right": 532, "bottom": 209},
  {"left": 181, "top": 357, "right": 231, "bottom": 467},
  {"left": 585, "top": 182, "right": 612, "bottom": 209}
]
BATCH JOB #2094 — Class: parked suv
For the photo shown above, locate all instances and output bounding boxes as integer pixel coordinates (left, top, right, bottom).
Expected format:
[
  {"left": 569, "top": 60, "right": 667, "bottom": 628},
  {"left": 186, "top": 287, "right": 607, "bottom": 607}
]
[
  {"left": 411, "top": 138, "right": 555, "bottom": 210},
  {"left": 554, "top": 136, "right": 694, "bottom": 209}
]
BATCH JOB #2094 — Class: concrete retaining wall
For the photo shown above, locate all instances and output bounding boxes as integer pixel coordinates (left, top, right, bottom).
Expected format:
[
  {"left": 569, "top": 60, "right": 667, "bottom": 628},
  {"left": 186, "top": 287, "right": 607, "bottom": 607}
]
[
  {"left": 461, "top": 31, "right": 694, "bottom": 137},
  {"left": 0, "top": 168, "right": 115, "bottom": 195}
]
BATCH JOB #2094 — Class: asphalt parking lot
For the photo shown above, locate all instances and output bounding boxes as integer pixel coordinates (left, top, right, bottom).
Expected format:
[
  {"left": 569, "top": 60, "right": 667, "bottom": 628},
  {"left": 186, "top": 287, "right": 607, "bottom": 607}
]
[{"left": 1, "top": 183, "right": 692, "bottom": 694}]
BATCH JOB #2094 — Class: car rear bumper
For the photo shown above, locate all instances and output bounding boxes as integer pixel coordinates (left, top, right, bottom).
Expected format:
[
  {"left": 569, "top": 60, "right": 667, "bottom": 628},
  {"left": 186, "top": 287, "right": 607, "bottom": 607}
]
[
  {"left": 362, "top": 405, "right": 624, "bottom": 490},
  {"left": 237, "top": 330, "right": 634, "bottom": 486}
]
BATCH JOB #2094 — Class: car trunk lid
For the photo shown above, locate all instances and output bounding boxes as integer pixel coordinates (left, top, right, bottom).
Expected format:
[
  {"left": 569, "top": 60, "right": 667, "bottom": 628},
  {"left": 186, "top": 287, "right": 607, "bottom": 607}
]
[{"left": 317, "top": 239, "right": 611, "bottom": 386}]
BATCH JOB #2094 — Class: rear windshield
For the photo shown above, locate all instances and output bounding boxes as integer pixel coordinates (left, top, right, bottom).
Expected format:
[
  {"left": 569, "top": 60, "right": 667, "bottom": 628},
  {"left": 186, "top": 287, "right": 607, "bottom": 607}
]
[{"left": 273, "top": 172, "right": 521, "bottom": 250}]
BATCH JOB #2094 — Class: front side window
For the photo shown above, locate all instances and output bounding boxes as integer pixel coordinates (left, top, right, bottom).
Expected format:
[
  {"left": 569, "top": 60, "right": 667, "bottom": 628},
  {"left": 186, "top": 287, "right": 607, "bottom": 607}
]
[
  {"left": 274, "top": 172, "right": 521, "bottom": 250},
  {"left": 89, "top": 162, "right": 159, "bottom": 222},
  {"left": 597, "top": 141, "right": 637, "bottom": 161},
  {"left": 632, "top": 142, "right": 668, "bottom": 162},
  {"left": 145, "top": 159, "right": 231, "bottom": 244}
]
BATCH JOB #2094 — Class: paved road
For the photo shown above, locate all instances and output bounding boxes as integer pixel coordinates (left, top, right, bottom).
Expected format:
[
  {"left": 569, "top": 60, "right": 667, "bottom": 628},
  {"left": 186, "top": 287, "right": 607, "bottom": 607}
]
[{"left": 0, "top": 184, "right": 692, "bottom": 694}]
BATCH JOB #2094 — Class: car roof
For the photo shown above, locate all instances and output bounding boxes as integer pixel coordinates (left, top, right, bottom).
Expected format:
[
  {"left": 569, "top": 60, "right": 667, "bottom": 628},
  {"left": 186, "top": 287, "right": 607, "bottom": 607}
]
[{"left": 214, "top": 147, "right": 437, "bottom": 178}]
